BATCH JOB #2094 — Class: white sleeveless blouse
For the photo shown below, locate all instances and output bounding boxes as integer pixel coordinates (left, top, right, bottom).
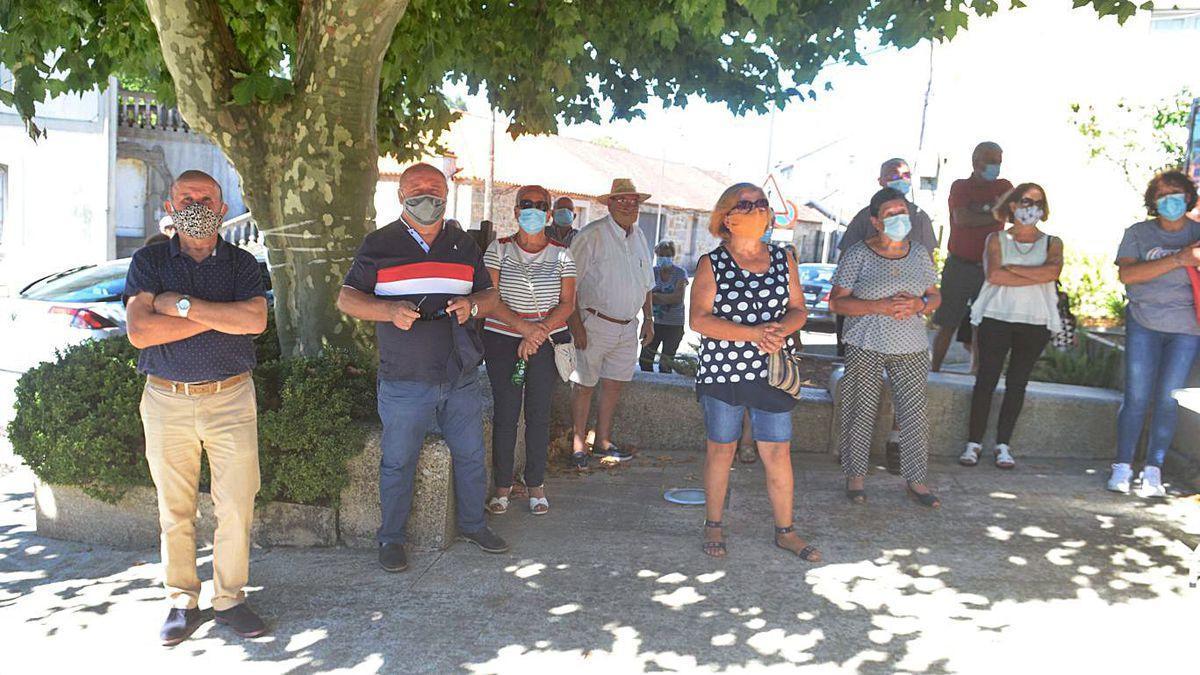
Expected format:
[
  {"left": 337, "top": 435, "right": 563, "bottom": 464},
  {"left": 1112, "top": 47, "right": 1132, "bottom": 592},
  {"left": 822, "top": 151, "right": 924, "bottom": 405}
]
[{"left": 970, "top": 231, "right": 1062, "bottom": 331}]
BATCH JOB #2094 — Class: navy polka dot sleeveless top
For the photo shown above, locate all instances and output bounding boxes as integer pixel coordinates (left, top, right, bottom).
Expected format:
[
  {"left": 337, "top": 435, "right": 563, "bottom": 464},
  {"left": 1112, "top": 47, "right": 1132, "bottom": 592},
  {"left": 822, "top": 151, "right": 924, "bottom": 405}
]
[{"left": 698, "top": 245, "right": 797, "bottom": 386}]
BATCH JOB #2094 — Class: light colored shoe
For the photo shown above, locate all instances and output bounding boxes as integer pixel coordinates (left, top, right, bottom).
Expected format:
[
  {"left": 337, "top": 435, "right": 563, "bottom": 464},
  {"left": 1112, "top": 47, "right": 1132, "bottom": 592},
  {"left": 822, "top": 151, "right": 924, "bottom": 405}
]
[
  {"left": 1107, "top": 463, "right": 1133, "bottom": 494},
  {"left": 1135, "top": 466, "right": 1166, "bottom": 499},
  {"left": 959, "top": 442, "right": 982, "bottom": 467},
  {"left": 994, "top": 444, "right": 1016, "bottom": 469}
]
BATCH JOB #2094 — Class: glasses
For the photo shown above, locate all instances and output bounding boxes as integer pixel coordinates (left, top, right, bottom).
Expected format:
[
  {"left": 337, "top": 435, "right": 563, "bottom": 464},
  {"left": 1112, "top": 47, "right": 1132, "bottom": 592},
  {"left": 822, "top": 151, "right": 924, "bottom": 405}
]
[
  {"left": 885, "top": 172, "right": 913, "bottom": 181},
  {"left": 518, "top": 199, "right": 550, "bottom": 211},
  {"left": 609, "top": 196, "right": 641, "bottom": 206},
  {"left": 1017, "top": 197, "right": 1045, "bottom": 208},
  {"left": 730, "top": 198, "right": 770, "bottom": 213}
]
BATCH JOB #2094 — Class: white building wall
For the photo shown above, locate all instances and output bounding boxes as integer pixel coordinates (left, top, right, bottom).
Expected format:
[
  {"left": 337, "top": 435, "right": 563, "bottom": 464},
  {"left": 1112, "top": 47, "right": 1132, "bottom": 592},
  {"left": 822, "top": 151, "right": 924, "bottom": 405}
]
[{"left": 0, "top": 79, "right": 116, "bottom": 296}]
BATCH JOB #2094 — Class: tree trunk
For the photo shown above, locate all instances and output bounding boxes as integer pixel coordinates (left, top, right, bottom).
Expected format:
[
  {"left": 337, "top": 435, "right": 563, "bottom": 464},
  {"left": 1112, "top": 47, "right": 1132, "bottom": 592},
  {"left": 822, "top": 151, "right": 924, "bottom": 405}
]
[{"left": 145, "top": 0, "right": 409, "bottom": 357}]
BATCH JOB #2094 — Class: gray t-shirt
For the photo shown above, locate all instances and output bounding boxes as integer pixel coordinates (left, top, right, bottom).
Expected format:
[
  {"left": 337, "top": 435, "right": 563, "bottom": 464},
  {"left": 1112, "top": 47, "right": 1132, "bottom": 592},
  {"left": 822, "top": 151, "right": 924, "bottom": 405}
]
[
  {"left": 651, "top": 264, "right": 688, "bottom": 326},
  {"left": 1115, "top": 219, "right": 1200, "bottom": 335},
  {"left": 838, "top": 202, "right": 938, "bottom": 255},
  {"left": 832, "top": 241, "right": 938, "bottom": 354}
]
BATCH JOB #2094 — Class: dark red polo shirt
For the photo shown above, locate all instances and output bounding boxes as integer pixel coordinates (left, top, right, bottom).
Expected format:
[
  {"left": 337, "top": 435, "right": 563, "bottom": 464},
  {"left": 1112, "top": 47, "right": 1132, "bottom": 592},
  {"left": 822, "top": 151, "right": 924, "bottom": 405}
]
[{"left": 946, "top": 176, "right": 1013, "bottom": 262}]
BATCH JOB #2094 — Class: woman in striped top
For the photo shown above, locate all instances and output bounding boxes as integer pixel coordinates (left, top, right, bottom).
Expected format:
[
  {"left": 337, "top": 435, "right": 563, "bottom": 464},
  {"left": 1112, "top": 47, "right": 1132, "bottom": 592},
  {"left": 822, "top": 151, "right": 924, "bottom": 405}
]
[{"left": 482, "top": 185, "right": 577, "bottom": 516}]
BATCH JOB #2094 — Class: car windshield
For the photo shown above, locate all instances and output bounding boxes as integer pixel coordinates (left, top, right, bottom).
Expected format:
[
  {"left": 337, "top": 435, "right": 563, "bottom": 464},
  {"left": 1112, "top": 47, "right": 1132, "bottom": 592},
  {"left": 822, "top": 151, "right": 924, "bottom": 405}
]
[
  {"left": 799, "top": 266, "right": 834, "bottom": 284},
  {"left": 22, "top": 262, "right": 129, "bottom": 303}
]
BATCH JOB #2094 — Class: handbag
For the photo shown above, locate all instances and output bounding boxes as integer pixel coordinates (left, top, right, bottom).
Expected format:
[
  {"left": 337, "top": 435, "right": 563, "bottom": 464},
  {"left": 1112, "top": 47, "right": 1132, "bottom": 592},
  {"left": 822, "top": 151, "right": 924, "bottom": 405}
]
[
  {"left": 1051, "top": 280, "right": 1079, "bottom": 350},
  {"left": 767, "top": 347, "right": 805, "bottom": 399},
  {"left": 508, "top": 240, "right": 575, "bottom": 382}
]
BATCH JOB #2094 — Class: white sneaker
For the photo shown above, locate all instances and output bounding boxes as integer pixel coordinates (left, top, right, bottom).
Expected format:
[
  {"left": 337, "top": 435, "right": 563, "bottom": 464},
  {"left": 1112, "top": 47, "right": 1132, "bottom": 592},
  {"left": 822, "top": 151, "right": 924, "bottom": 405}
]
[
  {"left": 1135, "top": 466, "right": 1167, "bottom": 499},
  {"left": 959, "top": 442, "right": 982, "bottom": 466},
  {"left": 1107, "top": 463, "right": 1133, "bottom": 494},
  {"left": 994, "top": 444, "right": 1016, "bottom": 469}
]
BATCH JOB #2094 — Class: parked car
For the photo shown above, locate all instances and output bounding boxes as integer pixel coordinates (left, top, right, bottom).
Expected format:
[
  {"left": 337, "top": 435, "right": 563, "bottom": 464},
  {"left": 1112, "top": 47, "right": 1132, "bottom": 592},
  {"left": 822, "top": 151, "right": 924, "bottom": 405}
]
[
  {"left": 798, "top": 263, "right": 836, "bottom": 326},
  {"left": 0, "top": 251, "right": 271, "bottom": 373}
]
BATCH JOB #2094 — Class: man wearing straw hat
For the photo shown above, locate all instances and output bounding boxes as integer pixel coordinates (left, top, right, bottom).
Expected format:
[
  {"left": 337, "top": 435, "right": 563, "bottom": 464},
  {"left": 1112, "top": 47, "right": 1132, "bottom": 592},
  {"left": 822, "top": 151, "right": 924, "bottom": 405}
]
[{"left": 566, "top": 178, "right": 656, "bottom": 469}]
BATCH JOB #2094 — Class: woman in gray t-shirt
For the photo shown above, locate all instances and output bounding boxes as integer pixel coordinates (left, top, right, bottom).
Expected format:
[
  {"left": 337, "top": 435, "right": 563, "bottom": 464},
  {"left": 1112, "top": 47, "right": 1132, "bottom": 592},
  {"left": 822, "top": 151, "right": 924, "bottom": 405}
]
[
  {"left": 830, "top": 188, "right": 942, "bottom": 508},
  {"left": 1109, "top": 170, "right": 1200, "bottom": 498}
]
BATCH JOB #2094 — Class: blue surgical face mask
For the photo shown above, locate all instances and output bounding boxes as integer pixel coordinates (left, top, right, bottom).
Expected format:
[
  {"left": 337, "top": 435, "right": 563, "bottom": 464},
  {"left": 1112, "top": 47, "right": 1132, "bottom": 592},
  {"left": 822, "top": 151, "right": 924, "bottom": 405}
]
[
  {"left": 552, "top": 208, "right": 575, "bottom": 225},
  {"left": 882, "top": 213, "right": 912, "bottom": 241},
  {"left": 656, "top": 256, "right": 673, "bottom": 267},
  {"left": 980, "top": 164, "right": 1001, "bottom": 182},
  {"left": 1157, "top": 193, "right": 1188, "bottom": 221},
  {"left": 760, "top": 227, "right": 774, "bottom": 243},
  {"left": 518, "top": 208, "right": 547, "bottom": 234},
  {"left": 887, "top": 178, "right": 911, "bottom": 194}
]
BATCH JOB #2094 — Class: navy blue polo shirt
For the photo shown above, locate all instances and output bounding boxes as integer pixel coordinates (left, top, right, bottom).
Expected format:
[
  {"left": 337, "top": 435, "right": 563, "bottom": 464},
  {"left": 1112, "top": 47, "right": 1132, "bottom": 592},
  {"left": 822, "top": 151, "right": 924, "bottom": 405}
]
[
  {"left": 124, "top": 235, "right": 266, "bottom": 382},
  {"left": 343, "top": 219, "right": 491, "bottom": 383}
]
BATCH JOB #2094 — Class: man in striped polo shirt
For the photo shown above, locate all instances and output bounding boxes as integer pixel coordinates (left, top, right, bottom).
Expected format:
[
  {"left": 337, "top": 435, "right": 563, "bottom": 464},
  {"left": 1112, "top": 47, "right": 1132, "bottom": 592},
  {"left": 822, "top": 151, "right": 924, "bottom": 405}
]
[{"left": 337, "top": 163, "right": 505, "bottom": 573}]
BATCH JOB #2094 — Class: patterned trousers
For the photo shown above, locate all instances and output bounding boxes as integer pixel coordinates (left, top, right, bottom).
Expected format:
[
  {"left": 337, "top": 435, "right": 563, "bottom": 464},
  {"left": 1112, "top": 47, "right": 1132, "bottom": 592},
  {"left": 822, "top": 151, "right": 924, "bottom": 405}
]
[{"left": 839, "top": 346, "right": 930, "bottom": 483}]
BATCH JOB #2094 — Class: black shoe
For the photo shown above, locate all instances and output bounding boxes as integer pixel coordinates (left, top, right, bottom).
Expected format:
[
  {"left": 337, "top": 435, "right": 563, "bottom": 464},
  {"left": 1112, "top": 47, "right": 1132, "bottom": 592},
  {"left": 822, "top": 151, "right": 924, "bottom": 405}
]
[
  {"left": 459, "top": 526, "right": 510, "bottom": 554},
  {"left": 571, "top": 451, "right": 589, "bottom": 472},
  {"left": 638, "top": 360, "right": 654, "bottom": 372},
  {"left": 379, "top": 542, "right": 408, "bottom": 572},
  {"left": 214, "top": 603, "right": 267, "bottom": 638},
  {"left": 885, "top": 440, "right": 902, "bottom": 476},
  {"left": 159, "top": 607, "right": 203, "bottom": 646}
]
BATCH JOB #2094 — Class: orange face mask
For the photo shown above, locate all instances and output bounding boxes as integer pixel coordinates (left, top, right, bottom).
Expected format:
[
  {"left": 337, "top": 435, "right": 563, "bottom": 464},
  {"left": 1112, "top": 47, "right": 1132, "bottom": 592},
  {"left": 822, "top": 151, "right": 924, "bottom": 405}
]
[{"left": 725, "top": 210, "right": 770, "bottom": 240}]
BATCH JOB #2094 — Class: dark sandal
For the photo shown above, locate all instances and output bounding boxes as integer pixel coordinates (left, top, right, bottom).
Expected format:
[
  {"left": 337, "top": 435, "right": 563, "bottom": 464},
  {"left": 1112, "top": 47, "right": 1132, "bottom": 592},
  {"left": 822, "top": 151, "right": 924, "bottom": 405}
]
[
  {"left": 702, "top": 519, "right": 727, "bottom": 557},
  {"left": 845, "top": 479, "right": 866, "bottom": 504},
  {"left": 907, "top": 482, "right": 942, "bottom": 509},
  {"left": 774, "top": 525, "right": 821, "bottom": 562}
]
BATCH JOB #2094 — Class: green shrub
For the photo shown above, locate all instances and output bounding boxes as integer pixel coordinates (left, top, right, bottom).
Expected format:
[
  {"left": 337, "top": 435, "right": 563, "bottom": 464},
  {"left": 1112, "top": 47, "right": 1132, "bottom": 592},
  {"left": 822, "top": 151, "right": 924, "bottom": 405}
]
[
  {"left": 8, "top": 328, "right": 376, "bottom": 506},
  {"left": 1060, "top": 250, "right": 1125, "bottom": 323},
  {"left": 1031, "top": 342, "right": 1121, "bottom": 389}
]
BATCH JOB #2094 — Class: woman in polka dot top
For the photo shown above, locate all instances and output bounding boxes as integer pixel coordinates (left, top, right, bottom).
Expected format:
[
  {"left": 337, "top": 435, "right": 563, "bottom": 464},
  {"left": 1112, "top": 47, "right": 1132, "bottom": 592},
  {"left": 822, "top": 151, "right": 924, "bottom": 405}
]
[{"left": 688, "top": 182, "right": 820, "bottom": 563}]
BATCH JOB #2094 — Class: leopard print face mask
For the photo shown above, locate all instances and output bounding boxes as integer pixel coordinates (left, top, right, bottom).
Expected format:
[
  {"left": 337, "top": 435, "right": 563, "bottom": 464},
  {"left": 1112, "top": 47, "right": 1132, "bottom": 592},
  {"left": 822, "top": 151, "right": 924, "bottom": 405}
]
[{"left": 171, "top": 202, "right": 221, "bottom": 239}]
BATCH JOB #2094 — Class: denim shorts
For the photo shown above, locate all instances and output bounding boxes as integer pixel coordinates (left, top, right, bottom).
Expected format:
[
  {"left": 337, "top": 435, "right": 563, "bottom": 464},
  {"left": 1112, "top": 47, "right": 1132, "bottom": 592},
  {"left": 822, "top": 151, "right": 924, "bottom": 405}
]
[{"left": 700, "top": 395, "right": 792, "bottom": 444}]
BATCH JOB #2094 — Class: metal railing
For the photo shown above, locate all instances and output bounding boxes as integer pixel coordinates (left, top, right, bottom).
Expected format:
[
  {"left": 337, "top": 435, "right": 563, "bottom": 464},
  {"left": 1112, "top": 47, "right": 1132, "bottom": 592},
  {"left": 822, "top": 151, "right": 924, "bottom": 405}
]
[{"left": 117, "top": 89, "right": 191, "bottom": 133}]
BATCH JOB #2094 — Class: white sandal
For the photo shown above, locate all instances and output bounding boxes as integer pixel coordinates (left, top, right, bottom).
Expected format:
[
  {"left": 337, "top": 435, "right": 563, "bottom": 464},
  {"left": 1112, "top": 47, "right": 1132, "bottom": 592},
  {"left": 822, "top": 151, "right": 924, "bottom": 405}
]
[
  {"left": 994, "top": 444, "right": 1016, "bottom": 469},
  {"left": 529, "top": 497, "right": 549, "bottom": 515},
  {"left": 486, "top": 495, "right": 509, "bottom": 515},
  {"left": 959, "top": 443, "right": 981, "bottom": 467}
]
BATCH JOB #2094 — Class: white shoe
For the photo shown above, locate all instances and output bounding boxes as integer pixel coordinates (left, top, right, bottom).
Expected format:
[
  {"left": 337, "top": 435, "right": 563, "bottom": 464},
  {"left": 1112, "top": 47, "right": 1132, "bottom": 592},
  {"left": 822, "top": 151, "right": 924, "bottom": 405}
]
[
  {"left": 1135, "top": 466, "right": 1166, "bottom": 499},
  {"left": 1107, "top": 463, "right": 1133, "bottom": 494},
  {"left": 994, "top": 444, "right": 1016, "bottom": 469},
  {"left": 959, "top": 442, "right": 982, "bottom": 466}
]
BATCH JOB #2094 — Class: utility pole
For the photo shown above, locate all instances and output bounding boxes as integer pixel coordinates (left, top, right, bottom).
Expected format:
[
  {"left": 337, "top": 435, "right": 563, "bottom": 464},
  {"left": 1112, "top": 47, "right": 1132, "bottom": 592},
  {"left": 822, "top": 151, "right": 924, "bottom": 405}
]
[{"left": 484, "top": 109, "right": 496, "bottom": 222}]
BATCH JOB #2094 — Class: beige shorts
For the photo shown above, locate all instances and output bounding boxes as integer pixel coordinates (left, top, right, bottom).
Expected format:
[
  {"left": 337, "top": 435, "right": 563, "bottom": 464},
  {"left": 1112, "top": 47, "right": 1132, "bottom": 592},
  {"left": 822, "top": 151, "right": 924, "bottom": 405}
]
[{"left": 570, "top": 311, "right": 640, "bottom": 387}]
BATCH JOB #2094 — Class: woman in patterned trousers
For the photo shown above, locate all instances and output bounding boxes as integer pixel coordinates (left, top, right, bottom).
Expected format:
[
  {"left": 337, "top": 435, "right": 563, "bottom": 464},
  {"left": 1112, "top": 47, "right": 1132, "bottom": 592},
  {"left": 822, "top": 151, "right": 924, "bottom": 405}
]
[{"left": 830, "top": 188, "right": 943, "bottom": 508}]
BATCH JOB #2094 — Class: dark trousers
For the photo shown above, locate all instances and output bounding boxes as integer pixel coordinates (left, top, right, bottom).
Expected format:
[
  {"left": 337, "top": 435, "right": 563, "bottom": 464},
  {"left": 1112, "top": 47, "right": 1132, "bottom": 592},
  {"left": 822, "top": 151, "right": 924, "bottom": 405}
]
[
  {"left": 483, "top": 331, "right": 555, "bottom": 488},
  {"left": 968, "top": 318, "right": 1051, "bottom": 445},
  {"left": 639, "top": 323, "right": 685, "bottom": 372}
]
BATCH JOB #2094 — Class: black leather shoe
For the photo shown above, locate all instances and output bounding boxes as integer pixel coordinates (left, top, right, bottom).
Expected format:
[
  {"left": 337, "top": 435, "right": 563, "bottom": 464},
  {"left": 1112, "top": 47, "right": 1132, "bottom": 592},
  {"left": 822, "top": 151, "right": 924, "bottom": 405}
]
[
  {"left": 159, "top": 607, "right": 203, "bottom": 646},
  {"left": 379, "top": 542, "right": 408, "bottom": 572},
  {"left": 885, "top": 441, "right": 902, "bottom": 475},
  {"left": 214, "top": 603, "right": 267, "bottom": 638},
  {"left": 458, "top": 527, "right": 510, "bottom": 554}
]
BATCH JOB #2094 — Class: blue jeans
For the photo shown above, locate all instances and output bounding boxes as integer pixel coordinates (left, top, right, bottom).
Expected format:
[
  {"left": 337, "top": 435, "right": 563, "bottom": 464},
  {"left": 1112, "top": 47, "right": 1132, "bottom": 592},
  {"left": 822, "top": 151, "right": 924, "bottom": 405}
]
[
  {"left": 700, "top": 395, "right": 792, "bottom": 444},
  {"left": 376, "top": 371, "right": 487, "bottom": 544},
  {"left": 1116, "top": 313, "right": 1200, "bottom": 467}
]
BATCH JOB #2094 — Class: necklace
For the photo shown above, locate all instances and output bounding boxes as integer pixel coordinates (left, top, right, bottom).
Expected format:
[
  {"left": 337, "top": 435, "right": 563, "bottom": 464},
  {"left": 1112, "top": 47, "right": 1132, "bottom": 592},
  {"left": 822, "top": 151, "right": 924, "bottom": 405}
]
[{"left": 1010, "top": 232, "right": 1041, "bottom": 256}]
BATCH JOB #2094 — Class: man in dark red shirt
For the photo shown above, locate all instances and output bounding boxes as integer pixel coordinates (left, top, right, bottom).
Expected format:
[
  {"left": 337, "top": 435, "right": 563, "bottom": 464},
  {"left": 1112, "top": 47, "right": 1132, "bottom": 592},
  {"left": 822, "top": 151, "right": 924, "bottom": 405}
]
[{"left": 931, "top": 142, "right": 1013, "bottom": 372}]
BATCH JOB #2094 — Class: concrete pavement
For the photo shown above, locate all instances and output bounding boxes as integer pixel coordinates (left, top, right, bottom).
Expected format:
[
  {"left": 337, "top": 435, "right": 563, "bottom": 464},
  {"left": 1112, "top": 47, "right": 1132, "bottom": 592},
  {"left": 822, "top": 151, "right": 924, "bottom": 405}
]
[{"left": 0, "top": 449, "right": 1196, "bottom": 673}]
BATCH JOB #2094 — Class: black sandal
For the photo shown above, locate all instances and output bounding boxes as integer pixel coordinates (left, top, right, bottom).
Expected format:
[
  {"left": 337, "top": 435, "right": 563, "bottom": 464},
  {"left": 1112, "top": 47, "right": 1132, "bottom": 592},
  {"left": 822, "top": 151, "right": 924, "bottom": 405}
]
[
  {"left": 702, "top": 519, "right": 727, "bottom": 557},
  {"left": 845, "top": 478, "right": 866, "bottom": 504},
  {"left": 774, "top": 525, "right": 821, "bottom": 562},
  {"left": 907, "top": 482, "right": 942, "bottom": 509}
]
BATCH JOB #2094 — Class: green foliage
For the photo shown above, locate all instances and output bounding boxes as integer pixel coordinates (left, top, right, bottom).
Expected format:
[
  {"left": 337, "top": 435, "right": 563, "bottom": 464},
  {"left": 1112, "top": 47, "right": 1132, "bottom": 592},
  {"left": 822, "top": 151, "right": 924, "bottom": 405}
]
[
  {"left": 6, "top": 339, "right": 149, "bottom": 502},
  {"left": 1, "top": 0, "right": 1144, "bottom": 153},
  {"left": 1032, "top": 342, "right": 1120, "bottom": 389},
  {"left": 1060, "top": 249, "right": 1125, "bottom": 323},
  {"left": 1069, "top": 88, "right": 1193, "bottom": 198},
  {"left": 7, "top": 332, "right": 376, "bottom": 506}
]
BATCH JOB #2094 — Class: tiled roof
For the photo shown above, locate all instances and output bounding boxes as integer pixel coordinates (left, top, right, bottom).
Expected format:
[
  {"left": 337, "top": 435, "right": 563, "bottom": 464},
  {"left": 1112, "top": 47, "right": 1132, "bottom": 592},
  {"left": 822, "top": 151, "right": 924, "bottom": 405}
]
[{"left": 379, "top": 113, "right": 736, "bottom": 212}]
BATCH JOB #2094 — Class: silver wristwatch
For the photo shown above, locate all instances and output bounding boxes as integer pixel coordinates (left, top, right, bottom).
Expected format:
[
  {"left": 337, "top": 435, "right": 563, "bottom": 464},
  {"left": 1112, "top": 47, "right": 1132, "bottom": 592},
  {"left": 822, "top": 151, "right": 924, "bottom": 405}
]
[
  {"left": 469, "top": 300, "right": 479, "bottom": 318},
  {"left": 176, "top": 295, "right": 192, "bottom": 318}
]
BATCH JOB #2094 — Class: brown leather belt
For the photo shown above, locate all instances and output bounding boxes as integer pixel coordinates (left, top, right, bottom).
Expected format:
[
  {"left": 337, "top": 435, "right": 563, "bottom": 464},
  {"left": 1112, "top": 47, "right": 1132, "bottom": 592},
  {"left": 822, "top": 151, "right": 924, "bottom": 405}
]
[
  {"left": 585, "top": 308, "right": 633, "bottom": 325},
  {"left": 147, "top": 372, "right": 251, "bottom": 396}
]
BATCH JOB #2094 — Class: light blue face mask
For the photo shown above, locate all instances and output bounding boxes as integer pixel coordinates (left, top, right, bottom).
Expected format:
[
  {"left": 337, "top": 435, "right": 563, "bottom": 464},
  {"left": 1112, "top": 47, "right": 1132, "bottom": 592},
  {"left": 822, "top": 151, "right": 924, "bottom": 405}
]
[
  {"left": 980, "top": 164, "right": 1001, "bottom": 182},
  {"left": 655, "top": 256, "right": 673, "bottom": 267},
  {"left": 1157, "top": 193, "right": 1188, "bottom": 221},
  {"left": 518, "top": 208, "right": 547, "bottom": 234},
  {"left": 552, "top": 208, "right": 575, "bottom": 225},
  {"left": 887, "top": 178, "right": 911, "bottom": 194},
  {"left": 882, "top": 213, "right": 912, "bottom": 241},
  {"left": 760, "top": 227, "right": 774, "bottom": 243}
]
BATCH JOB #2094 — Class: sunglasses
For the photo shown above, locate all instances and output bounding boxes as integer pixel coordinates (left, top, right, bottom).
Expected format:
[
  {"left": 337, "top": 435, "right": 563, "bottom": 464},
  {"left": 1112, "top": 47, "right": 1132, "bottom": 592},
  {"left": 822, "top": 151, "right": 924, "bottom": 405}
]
[
  {"left": 731, "top": 198, "right": 770, "bottom": 213},
  {"left": 1017, "top": 197, "right": 1046, "bottom": 208},
  {"left": 518, "top": 199, "right": 550, "bottom": 211}
]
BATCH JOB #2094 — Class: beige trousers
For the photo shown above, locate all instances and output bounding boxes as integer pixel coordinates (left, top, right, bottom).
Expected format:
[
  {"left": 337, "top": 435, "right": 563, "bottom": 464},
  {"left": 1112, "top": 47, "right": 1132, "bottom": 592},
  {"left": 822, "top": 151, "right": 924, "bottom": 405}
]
[{"left": 140, "top": 377, "right": 260, "bottom": 611}]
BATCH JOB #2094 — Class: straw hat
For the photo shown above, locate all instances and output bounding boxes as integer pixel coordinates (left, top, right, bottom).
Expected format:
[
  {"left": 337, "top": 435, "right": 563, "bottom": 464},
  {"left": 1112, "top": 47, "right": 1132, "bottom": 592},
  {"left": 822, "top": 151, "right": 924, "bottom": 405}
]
[{"left": 598, "top": 178, "right": 651, "bottom": 205}]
